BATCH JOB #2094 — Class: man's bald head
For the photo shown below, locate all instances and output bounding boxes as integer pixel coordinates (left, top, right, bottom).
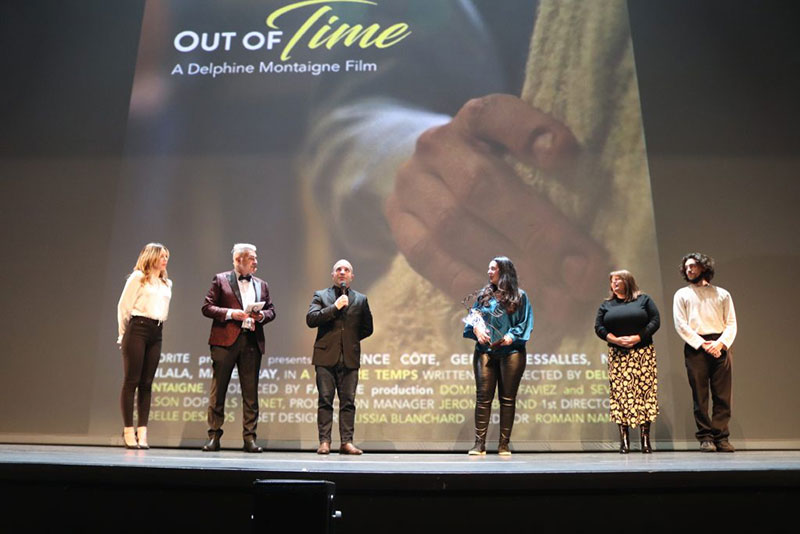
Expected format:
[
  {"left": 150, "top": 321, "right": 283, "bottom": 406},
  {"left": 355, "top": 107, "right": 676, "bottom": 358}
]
[{"left": 331, "top": 259, "right": 354, "bottom": 288}]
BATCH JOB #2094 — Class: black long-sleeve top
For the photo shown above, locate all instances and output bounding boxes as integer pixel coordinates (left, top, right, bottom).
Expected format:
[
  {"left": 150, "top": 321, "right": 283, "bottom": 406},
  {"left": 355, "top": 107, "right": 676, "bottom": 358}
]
[{"left": 595, "top": 294, "right": 660, "bottom": 349}]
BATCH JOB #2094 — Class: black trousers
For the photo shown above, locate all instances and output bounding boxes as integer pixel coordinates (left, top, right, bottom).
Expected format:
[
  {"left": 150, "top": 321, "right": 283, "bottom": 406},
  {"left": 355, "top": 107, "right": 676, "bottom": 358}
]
[
  {"left": 207, "top": 331, "right": 262, "bottom": 439},
  {"left": 316, "top": 362, "right": 359, "bottom": 444},
  {"left": 684, "top": 334, "right": 732, "bottom": 442},
  {"left": 120, "top": 316, "right": 163, "bottom": 427},
  {"left": 473, "top": 350, "right": 526, "bottom": 444}
]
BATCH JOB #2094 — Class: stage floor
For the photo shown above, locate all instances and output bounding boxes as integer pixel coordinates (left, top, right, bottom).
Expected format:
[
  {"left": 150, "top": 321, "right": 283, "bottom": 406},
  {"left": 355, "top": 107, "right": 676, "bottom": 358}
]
[
  {"left": 2, "top": 445, "right": 799, "bottom": 532},
  {"left": 2, "top": 443, "right": 799, "bottom": 478}
]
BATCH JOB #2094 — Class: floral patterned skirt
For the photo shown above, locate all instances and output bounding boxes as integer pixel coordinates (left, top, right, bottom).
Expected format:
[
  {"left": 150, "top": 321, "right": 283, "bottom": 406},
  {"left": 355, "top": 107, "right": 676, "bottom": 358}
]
[{"left": 608, "top": 344, "right": 658, "bottom": 426}]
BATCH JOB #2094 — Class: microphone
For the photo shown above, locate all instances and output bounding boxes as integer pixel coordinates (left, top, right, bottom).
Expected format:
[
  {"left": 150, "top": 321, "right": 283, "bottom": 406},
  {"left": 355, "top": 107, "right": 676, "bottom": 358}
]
[{"left": 339, "top": 281, "right": 348, "bottom": 307}]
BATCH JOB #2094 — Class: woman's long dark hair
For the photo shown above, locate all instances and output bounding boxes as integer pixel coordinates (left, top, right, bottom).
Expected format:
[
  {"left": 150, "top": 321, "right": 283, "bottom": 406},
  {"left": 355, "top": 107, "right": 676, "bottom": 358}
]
[{"left": 477, "top": 256, "right": 522, "bottom": 313}]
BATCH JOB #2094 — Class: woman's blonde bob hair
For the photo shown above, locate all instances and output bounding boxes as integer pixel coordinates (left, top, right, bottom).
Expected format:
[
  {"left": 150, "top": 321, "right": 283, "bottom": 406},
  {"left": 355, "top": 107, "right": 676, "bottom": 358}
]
[
  {"left": 133, "top": 243, "right": 170, "bottom": 284},
  {"left": 606, "top": 269, "right": 641, "bottom": 302}
]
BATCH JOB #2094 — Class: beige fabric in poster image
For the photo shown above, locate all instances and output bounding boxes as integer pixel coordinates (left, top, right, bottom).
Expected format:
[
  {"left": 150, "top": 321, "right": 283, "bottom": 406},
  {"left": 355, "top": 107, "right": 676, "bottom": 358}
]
[{"left": 300, "top": 0, "right": 662, "bottom": 443}]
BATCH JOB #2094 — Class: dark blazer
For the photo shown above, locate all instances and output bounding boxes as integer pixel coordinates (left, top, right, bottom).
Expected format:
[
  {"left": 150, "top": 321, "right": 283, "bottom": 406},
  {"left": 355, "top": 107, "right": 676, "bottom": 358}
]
[
  {"left": 306, "top": 286, "right": 373, "bottom": 368},
  {"left": 202, "top": 271, "right": 276, "bottom": 354}
]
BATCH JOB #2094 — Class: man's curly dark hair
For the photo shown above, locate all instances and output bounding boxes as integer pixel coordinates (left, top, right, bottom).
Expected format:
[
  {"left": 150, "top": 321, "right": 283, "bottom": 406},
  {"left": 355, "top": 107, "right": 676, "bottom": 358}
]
[{"left": 680, "top": 252, "right": 715, "bottom": 283}]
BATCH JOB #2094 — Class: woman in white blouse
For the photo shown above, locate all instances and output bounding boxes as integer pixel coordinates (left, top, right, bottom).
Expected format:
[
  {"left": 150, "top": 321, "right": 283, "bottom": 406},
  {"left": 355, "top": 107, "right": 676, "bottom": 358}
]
[{"left": 117, "top": 243, "right": 172, "bottom": 449}]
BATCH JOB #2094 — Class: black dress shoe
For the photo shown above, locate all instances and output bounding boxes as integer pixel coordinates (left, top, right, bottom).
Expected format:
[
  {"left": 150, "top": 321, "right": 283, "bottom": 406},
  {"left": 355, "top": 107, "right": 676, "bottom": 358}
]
[
  {"left": 243, "top": 438, "right": 263, "bottom": 453},
  {"left": 202, "top": 435, "right": 221, "bottom": 452}
]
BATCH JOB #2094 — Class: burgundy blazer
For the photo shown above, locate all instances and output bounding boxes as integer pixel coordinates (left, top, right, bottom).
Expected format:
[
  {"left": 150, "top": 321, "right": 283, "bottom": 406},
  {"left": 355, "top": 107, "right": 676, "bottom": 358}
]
[{"left": 201, "top": 271, "right": 276, "bottom": 354}]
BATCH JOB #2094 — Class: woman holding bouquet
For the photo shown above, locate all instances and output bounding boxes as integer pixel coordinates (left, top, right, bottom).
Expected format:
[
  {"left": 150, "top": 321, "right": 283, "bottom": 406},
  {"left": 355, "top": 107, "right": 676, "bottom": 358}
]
[{"left": 463, "top": 256, "right": 534, "bottom": 456}]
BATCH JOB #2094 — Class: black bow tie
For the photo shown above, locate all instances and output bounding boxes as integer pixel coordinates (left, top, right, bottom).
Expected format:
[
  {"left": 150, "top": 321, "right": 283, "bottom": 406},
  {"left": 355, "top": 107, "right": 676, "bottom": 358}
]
[{"left": 238, "top": 274, "right": 252, "bottom": 282}]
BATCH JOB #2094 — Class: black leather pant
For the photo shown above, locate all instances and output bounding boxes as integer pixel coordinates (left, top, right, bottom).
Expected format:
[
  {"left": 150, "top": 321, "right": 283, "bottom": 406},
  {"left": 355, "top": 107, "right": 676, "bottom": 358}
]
[
  {"left": 120, "top": 317, "right": 162, "bottom": 427},
  {"left": 473, "top": 350, "right": 526, "bottom": 444}
]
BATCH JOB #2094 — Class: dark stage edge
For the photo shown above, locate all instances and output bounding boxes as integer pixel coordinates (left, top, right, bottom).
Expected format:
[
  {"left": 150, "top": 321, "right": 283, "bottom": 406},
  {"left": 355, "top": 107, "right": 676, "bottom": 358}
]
[{"left": 2, "top": 445, "right": 799, "bottom": 533}]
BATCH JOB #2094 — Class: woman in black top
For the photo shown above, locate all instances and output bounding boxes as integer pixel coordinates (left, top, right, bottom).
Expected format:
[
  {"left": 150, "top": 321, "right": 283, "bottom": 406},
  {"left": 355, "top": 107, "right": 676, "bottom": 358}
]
[{"left": 595, "top": 270, "right": 660, "bottom": 453}]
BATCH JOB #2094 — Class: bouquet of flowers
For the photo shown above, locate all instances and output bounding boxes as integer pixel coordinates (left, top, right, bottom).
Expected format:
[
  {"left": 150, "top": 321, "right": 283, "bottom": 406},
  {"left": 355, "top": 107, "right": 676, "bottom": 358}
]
[{"left": 462, "top": 307, "right": 503, "bottom": 349}]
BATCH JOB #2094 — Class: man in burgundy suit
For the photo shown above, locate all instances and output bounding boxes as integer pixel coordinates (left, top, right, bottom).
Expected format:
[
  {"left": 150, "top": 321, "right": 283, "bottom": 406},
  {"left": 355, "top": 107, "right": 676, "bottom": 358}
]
[{"left": 201, "top": 243, "right": 276, "bottom": 452}]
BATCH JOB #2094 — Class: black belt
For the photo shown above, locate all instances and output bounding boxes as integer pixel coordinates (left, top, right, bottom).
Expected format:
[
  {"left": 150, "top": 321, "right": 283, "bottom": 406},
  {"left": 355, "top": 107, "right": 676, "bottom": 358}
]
[{"left": 132, "top": 316, "right": 163, "bottom": 326}]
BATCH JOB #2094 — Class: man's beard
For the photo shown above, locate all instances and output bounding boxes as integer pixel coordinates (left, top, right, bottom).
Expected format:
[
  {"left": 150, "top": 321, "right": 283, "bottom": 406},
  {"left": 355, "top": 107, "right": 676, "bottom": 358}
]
[{"left": 688, "top": 273, "right": 704, "bottom": 284}]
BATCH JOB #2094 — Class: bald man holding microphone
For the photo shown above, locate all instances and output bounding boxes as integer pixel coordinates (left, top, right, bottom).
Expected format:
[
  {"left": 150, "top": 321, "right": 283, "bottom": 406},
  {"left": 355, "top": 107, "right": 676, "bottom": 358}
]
[{"left": 306, "top": 259, "right": 374, "bottom": 455}]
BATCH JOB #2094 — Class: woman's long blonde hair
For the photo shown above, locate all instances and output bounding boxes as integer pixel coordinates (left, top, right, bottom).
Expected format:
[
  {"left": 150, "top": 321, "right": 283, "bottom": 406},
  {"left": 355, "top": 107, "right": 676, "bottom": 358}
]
[
  {"left": 606, "top": 269, "right": 641, "bottom": 302},
  {"left": 133, "top": 243, "right": 169, "bottom": 284}
]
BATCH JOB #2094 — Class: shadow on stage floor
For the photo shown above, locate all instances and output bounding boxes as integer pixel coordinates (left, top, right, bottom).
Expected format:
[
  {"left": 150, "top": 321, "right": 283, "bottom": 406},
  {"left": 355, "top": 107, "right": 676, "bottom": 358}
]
[{"left": 1, "top": 444, "right": 798, "bottom": 533}]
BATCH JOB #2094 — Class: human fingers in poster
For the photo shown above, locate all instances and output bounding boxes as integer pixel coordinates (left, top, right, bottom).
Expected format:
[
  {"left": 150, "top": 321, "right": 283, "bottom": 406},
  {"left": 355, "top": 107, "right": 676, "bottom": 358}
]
[{"left": 385, "top": 94, "right": 607, "bottom": 344}]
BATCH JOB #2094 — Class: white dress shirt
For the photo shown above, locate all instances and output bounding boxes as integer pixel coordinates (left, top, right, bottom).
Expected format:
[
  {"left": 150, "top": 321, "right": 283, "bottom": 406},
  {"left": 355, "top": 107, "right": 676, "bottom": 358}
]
[
  {"left": 224, "top": 274, "right": 259, "bottom": 321},
  {"left": 117, "top": 270, "right": 172, "bottom": 343},
  {"left": 238, "top": 276, "right": 256, "bottom": 310},
  {"left": 673, "top": 283, "right": 737, "bottom": 349}
]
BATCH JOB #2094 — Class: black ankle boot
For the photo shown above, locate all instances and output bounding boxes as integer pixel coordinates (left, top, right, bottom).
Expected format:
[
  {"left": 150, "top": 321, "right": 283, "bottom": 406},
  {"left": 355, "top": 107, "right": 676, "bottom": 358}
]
[
  {"left": 202, "top": 432, "right": 222, "bottom": 452},
  {"left": 618, "top": 424, "right": 630, "bottom": 454},
  {"left": 640, "top": 422, "right": 652, "bottom": 454}
]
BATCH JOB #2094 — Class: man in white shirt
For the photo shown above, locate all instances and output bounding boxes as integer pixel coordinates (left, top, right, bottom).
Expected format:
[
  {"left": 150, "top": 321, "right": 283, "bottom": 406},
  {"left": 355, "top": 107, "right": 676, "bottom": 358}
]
[{"left": 673, "top": 252, "right": 737, "bottom": 452}]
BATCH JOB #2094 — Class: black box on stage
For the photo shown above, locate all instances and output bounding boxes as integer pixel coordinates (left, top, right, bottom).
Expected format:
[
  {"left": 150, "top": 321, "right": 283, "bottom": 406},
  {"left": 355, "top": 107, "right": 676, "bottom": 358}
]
[{"left": 252, "top": 479, "right": 339, "bottom": 533}]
